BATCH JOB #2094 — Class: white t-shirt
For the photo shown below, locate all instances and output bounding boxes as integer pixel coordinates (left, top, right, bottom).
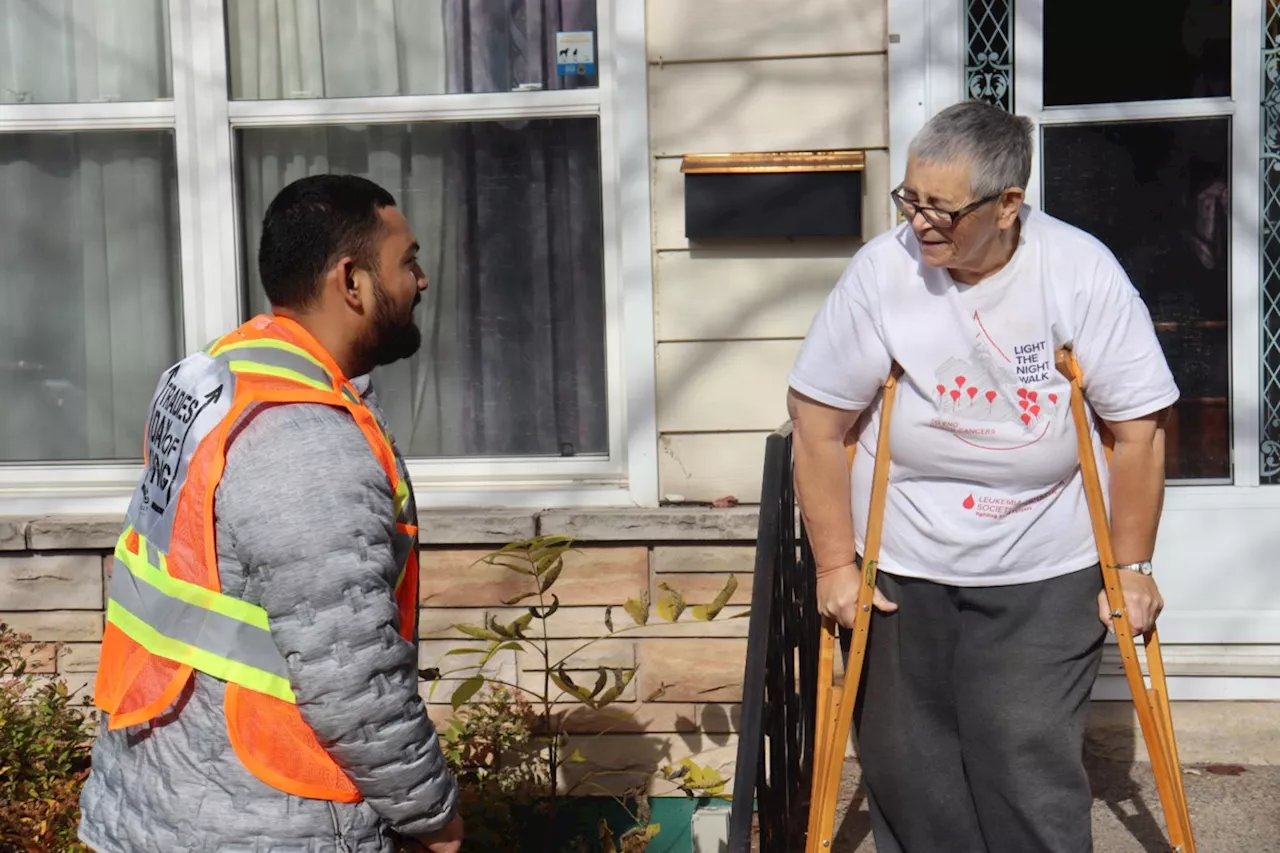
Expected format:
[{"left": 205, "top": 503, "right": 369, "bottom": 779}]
[{"left": 788, "top": 207, "right": 1180, "bottom": 586}]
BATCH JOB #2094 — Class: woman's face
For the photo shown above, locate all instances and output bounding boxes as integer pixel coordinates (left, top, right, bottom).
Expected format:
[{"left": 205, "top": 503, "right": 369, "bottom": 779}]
[{"left": 898, "top": 157, "right": 1022, "bottom": 276}]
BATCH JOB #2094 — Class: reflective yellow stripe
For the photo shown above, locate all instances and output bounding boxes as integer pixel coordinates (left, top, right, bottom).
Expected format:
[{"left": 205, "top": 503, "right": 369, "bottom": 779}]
[
  {"left": 393, "top": 478, "right": 410, "bottom": 518},
  {"left": 210, "top": 337, "right": 326, "bottom": 369},
  {"left": 116, "top": 534, "right": 270, "bottom": 631},
  {"left": 106, "top": 599, "right": 295, "bottom": 703},
  {"left": 226, "top": 361, "right": 333, "bottom": 394}
]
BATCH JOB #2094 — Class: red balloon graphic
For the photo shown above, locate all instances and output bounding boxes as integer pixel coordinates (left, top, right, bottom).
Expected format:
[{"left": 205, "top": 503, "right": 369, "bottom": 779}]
[
  {"left": 1030, "top": 405, "right": 1041, "bottom": 417},
  {"left": 1019, "top": 400, "right": 1029, "bottom": 411},
  {"left": 1048, "top": 393, "right": 1059, "bottom": 405},
  {"left": 1017, "top": 388, "right": 1028, "bottom": 399},
  {"left": 967, "top": 387, "right": 978, "bottom": 399},
  {"left": 1020, "top": 413, "right": 1032, "bottom": 425},
  {"left": 1028, "top": 391, "right": 1038, "bottom": 403},
  {"left": 936, "top": 384, "right": 946, "bottom": 395},
  {"left": 985, "top": 390, "right": 997, "bottom": 403},
  {"left": 950, "top": 390, "right": 961, "bottom": 402},
  {"left": 955, "top": 375, "right": 967, "bottom": 388}
]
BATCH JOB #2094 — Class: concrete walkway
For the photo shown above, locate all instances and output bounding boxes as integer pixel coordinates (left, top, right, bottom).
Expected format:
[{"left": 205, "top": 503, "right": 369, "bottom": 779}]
[{"left": 830, "top": 757, "right": 1280, "bottom": 851}]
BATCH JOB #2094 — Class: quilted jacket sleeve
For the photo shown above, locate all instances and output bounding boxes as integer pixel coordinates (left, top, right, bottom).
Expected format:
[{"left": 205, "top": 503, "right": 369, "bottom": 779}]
[{"left": 215, "top": 402, "right": 458, "bottom": 837}]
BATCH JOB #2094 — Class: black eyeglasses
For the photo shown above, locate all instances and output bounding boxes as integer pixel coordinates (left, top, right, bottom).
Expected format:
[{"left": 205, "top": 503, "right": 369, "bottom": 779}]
[{"left": 890, "top": 187, "right": 1002, "bottom": 229}]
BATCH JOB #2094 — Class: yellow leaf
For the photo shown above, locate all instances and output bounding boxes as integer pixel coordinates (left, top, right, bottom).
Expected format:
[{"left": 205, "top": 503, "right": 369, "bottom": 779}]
[
  {"left": 655, "top": 583, "right": 685, "bottom": 622},
  {"left": 623, "top": 589, "right": 650, "bottom": 626}
]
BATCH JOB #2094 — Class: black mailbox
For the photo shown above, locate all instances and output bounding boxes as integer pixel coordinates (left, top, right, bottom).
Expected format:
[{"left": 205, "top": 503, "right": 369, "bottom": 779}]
[{"left": 681, "top": 150, "right": 865, "bottom": 240}]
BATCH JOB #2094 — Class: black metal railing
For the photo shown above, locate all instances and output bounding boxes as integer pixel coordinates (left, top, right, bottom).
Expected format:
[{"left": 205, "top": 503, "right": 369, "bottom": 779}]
[{"left": 728, "top": 423, "right": 822, "bottom": 852}]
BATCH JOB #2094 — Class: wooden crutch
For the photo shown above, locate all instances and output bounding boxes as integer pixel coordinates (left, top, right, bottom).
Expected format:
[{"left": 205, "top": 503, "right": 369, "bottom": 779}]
[
  {"left": 804, "top": 363, "right": 902, "bottom": 853},
  {"left": 1058, "top": 347, "right": 1196, "bottom": 853}
]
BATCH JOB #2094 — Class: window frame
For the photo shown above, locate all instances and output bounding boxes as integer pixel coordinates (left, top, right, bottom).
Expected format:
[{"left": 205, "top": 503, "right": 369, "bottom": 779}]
[
  {"left": 884, "top": 0, "right": 1280, "bottom": 662},
  {"left": 0, "top": 0, "right": 658, "bottom": 514}
]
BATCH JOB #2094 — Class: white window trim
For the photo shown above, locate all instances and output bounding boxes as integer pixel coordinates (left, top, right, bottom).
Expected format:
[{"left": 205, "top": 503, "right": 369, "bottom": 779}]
[{"left": 0, "top": 0, "right": 658, "bottom": 515}]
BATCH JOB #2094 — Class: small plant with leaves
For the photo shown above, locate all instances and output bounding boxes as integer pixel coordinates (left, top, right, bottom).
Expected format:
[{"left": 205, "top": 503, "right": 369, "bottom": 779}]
[
  {"left": 422, "top": 535, "right": 741, "bottom": 851},
  {"left": 427, "top": 685, "right": 549, "bottom": 852},
  {"left": 0, "top": 623, "right": 94, "bottom": 853}
]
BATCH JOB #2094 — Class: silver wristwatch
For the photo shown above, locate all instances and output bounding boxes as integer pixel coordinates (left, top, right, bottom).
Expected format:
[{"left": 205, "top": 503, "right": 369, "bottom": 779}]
[{"left": 1114, "top": 560, "right": 1154, "bottom": 576}]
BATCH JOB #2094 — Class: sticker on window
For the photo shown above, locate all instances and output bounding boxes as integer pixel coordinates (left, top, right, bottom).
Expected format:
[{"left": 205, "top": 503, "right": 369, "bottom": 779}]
[{"left": 556, "top": 31, "right": 595, "bottom": 77}]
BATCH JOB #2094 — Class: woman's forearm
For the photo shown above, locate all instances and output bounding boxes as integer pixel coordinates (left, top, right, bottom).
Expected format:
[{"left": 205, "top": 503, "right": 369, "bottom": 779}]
[{"left": 1106, "top": 426, "right": 1166, "bottom": 565}]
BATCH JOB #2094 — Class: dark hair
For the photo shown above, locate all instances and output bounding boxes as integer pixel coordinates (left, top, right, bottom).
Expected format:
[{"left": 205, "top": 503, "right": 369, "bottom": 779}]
[{"left": 257, "top": 174, "right": 397, "bottom": 309}]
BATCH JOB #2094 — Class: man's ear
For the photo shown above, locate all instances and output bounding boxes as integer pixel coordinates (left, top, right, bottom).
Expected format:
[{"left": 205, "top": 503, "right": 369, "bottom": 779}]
[{"left": 330, "top": 257, "right": 366, "bottom": 310}]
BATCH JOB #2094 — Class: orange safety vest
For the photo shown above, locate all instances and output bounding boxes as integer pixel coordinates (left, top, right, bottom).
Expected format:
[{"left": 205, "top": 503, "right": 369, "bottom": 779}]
[{"left": 93, "top": 314, "right": 420, "bottom": 803}]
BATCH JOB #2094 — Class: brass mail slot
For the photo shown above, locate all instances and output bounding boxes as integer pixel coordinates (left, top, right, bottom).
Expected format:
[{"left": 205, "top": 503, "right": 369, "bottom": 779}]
[{"left": 680, "top": 150, "right": 866, "bottom": 175}]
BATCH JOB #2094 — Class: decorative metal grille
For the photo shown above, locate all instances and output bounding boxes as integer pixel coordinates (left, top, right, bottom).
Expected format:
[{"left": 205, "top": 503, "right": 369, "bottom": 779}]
[
  {"left": 965, "top": 0, "right": 1014, "bottom": 111},
  {"left": 1262, "top": 2, "right": 1280, "bottom": 480}
]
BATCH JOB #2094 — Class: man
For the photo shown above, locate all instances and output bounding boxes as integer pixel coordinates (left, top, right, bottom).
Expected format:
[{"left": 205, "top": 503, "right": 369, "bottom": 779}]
[
  {"left": 788, "top": 100, "right": 1174, "bottom": 852},
  {"left": 79, "top": 175, "right": 464, "bottom": 853}
]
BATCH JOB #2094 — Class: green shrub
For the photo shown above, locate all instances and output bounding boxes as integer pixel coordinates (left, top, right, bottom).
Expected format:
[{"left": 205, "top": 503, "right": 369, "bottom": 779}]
[{"left": 0, "top": 624, "right": 93, "bottom": 853}]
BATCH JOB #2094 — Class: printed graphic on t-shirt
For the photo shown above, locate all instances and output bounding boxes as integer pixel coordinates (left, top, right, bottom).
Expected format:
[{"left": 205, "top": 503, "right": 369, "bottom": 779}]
[
  {"left": 962, "top": 476, "right": 1069, "bottom": 518},
  {"left": 927, "top": 312, "right": 1063, "bottom": 450}
]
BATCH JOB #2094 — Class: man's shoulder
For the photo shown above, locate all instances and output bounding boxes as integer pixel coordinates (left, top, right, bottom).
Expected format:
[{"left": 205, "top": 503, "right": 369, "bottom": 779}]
[{"left": 219, "top": 402, "right": 383, "bottom": 499}]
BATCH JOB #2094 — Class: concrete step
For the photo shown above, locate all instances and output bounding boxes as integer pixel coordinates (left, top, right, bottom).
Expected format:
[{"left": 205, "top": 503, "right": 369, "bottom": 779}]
[{"left": 827, "top": 757, "right": 1280, "bottom": 851}]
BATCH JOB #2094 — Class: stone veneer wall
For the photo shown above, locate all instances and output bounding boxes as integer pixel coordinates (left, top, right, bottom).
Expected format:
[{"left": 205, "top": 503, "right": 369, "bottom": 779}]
[
  {"left": 5, "top": 508, "right": 1278, "bottom": 793},
  {"left": 0, "top": 508, "right": 761, "bottom": 796}
]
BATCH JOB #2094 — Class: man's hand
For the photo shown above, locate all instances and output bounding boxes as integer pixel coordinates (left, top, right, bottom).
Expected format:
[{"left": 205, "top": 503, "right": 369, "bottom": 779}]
[
  {"left": 1097, "top": 572, "right": 1163, "bottom": 635},
  {"left": 816, "top": 561, "right": 897, "bottom": 628},
  {"left": 407, "top": 814, "right": 464, "bottom": 853}
]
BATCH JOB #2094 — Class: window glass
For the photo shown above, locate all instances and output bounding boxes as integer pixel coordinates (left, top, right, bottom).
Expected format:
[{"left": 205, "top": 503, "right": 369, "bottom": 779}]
[
  {"left": 237, "top": 118, "right": 608, "bottom": 458},
  {"left": 1042, "top": 117, "right": 1231, "bottom": 480},
  {"left": 226, "top": 0, "right": 598, "bottom": 99},
  {"left": 0, "top": 131, "right": 183, "bottom": 462}
]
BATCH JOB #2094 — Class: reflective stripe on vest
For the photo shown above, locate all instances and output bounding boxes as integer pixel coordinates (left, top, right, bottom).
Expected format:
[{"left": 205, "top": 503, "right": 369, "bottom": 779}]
[
  {"left": 210, "top": 339, "right": 334, "bottom": 393},
  {"left": 107, "top": 527, "right": 296, "bottom": 703}
]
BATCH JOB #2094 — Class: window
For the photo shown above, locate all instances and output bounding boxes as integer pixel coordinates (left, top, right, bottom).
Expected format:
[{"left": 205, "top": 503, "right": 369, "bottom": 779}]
[
  {"left": 0, "top": 1, "right": 655, "bottom": 513},
  {"left": 1041, "top": 117, "right": 1232, "bottom": 480},
  {"left": 1023, "top": 0, "right": 1241, "bottom": 484},
  {"left": 894, "top": 0, "right": 1260, "bottom": 485},
  {"left": 0, "top": 130, "right": 182, "bottom": 463},
  {"left": 236, "top": 119, "right": 608, "bottom": 458}
]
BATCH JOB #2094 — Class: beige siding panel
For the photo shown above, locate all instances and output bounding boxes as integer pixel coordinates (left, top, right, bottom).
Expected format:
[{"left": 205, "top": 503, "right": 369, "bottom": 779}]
[
  {"left": 656, "top": 340, "right": 802, "bottom": 432},
  {"left": 659, "top": 432, "right": 772, "bottom": 503},
  {"left": 862, "top": 148, "right": 894, "bottom": 233},
  {"left": 646, "top": 0, "right": 884, "bottom": 61},
  {"left": 655, "top": 247, "right": 850, "bottom": 341},
  {"left": 649, "top": 54, "right": 888, "bottom": 157},
  {"left": 654, "top": 148, "right": 894, "bottom": 251}
]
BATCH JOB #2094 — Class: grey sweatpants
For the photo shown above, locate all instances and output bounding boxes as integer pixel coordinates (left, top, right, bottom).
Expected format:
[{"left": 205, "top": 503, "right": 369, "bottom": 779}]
[{"left": 850, "top": 565, "right": 1107, "bottom": 853}]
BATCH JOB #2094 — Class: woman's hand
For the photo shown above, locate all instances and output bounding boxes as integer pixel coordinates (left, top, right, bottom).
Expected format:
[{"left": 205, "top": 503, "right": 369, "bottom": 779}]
[
  {"left": 817, "top": 561, "right": 897, "bottom": 628},
  {"left": 1097, "top": 572, "right": 1164, "bottom": 635}
]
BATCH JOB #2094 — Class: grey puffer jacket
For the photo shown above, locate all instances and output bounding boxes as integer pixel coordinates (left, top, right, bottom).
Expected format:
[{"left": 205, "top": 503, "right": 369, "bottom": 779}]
[{"left": 79, "top": 379, "right": 458, "bottom": 853}]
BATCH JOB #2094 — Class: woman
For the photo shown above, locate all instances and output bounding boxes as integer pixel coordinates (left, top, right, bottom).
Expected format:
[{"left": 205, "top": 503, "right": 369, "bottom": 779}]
[{"left": 787, "top": 99, "right": 1176, "bottom": 852}]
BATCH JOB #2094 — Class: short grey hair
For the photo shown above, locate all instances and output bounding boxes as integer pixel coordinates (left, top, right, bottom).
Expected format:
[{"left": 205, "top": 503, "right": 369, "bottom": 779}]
[{"left": 908, "top": 100, "right": 1035, "bottom": 199}]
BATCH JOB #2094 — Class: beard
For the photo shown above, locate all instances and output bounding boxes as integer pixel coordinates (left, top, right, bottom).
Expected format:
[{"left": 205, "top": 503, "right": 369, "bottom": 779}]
[{"left": 356, "top": 273, "right": 422, "bottom": 369}]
